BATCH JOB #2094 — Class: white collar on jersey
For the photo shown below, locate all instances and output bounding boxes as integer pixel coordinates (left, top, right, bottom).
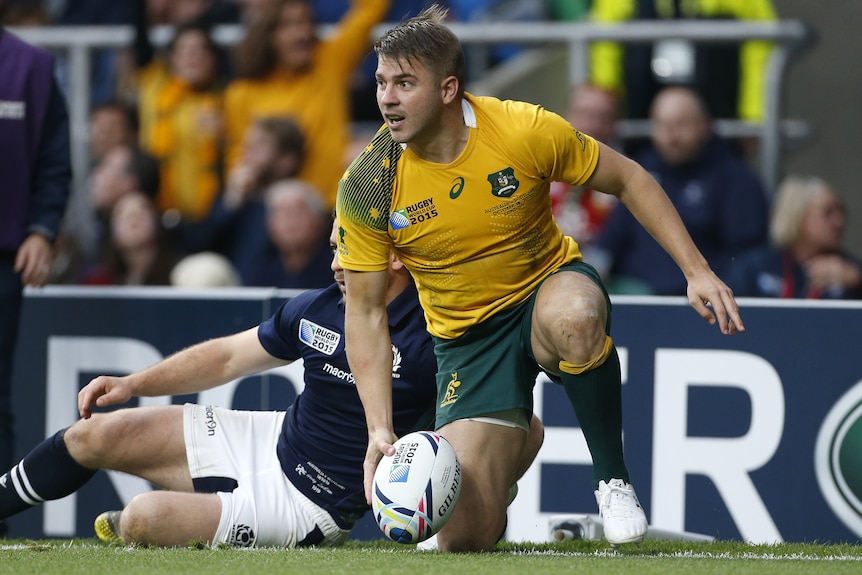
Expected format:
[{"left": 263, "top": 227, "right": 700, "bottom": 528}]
[{"left": 462, "top": 98, "right": 477, "bottom": 128}]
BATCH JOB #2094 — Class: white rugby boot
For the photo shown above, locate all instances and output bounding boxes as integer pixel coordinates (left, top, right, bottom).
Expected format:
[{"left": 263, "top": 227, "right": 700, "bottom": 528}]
[{"left": 594, "top": 478, "right": 648, "bottom": 546}]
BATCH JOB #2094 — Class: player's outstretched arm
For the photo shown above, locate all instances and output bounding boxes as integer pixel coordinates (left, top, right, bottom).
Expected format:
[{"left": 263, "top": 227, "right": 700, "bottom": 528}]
[
  {"left": 78, "top": 326, "right": 287, "bottom": 419},
  {"left": 343, "top": 268, "right": 398, "bottom": 503},
  {"left": 584, "top": 142, "right": 745, "bottom": 335}
]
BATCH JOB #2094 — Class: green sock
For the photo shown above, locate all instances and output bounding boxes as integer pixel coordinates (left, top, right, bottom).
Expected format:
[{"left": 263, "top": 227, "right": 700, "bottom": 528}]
[{"left": 559, "top": 345, "right": 630, "bottom": 489}]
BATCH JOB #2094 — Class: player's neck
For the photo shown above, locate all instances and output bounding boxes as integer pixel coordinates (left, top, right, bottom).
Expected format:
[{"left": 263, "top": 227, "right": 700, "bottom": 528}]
[{"left": 408, "top": 108, "right": 469, "bottom": 165}]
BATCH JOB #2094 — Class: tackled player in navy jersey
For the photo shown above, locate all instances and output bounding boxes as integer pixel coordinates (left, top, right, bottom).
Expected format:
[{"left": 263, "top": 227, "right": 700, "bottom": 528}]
[{"left": 0, "top": 219, "right": 544, "bottom": 548}]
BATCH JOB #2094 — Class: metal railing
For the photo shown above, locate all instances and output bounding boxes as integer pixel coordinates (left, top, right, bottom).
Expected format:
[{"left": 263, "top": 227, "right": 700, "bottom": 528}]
[{"left": 12, "top": 19, "right": 811, "bottom": 196}]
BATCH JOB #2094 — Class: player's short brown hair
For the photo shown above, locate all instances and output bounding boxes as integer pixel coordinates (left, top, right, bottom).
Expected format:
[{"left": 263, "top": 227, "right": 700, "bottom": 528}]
[{"left": 373, "top": 4, "right": 466, "bottom": 98}]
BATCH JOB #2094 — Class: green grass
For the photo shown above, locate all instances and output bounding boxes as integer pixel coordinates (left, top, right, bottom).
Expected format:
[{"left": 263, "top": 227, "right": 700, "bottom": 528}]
[{"left": 2, "top": 539, "right": 862, "bottom": 575}]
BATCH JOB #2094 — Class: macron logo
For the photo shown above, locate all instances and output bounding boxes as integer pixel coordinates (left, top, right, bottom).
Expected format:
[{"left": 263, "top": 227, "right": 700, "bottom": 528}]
[{"left": 0, "top": 100, "right": 26, "bottom": 120}]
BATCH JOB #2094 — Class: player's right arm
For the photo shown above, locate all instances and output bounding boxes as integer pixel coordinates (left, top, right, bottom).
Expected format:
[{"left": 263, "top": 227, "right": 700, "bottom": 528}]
[
  {"left": 343, "top": 267, "right": 398, "bottom": 503},
  {"left": 78, "top": 326, "right": 287, "bottom": 418},
  {"left": 584, "top": 142, "right": 743, "bottom": 334}
]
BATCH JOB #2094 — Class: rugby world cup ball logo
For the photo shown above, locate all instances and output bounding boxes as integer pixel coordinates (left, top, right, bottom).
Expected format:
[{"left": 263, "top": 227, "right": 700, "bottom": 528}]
[{"left": 815, "top": 380, "right": 862, "bottom": 538}]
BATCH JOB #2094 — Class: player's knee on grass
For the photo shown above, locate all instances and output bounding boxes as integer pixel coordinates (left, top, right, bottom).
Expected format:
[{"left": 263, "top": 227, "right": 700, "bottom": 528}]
[
  {"left": 437, "top": 471, "right": 509, "bottom": 552},
  {"left": 120, "top": 493, "right": 162, "bottom": 544},
  {"left": 122, "top": 492, "right": 196, "bottom": 547}
]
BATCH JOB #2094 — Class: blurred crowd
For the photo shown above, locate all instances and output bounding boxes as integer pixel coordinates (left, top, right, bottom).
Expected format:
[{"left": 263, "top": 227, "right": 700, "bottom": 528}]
[
  {"left": 4, "top": 0, "right": 437, "bottom": 289},
  {"left": 3, "top": 0, "right": 858, "bottom": 300}
]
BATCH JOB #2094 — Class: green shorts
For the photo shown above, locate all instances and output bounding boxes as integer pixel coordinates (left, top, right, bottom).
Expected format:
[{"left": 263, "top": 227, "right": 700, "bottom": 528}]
[{"left": 432, "top": 260, "right": 612, "bottom": 428}]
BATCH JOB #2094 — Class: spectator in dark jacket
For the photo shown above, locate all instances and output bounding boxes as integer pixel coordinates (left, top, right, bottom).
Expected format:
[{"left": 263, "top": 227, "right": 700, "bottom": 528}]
[{"left": 590, "top": 85, "right": 768, "bottom": 295}]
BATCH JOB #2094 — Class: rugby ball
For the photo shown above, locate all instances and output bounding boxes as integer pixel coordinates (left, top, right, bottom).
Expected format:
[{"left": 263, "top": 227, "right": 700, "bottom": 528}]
[{"left": 371, "top": 431, "right": 461, "bottom": 543}]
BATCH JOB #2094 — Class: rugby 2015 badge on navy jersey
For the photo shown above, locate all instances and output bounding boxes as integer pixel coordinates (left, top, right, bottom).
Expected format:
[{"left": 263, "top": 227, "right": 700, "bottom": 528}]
[{"left": 298, "top": 319, "right": 341, "bottom": 355}]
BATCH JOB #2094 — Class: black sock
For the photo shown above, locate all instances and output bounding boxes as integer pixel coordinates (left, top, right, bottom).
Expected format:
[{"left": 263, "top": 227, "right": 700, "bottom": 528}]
[
  {"left": 559, "top": 345, "right": 630, "bottom": 490},
  {"left": 0, "top": 429, "right": 96, "bottom": 518}
]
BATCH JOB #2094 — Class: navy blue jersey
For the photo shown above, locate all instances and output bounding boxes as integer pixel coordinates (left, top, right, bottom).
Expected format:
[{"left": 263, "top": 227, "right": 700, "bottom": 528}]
[{"left": 258, "top": 282, "right": 437, "bottom": 524}]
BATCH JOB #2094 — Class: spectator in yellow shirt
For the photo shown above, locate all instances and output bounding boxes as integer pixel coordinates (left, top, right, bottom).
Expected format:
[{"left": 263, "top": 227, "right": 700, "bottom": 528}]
[
  {"left": 224, "top": 0, "right": 391, "bottom": 209},
  {"left": 133, "top": 0, "right": 226, "bottom": 225}
]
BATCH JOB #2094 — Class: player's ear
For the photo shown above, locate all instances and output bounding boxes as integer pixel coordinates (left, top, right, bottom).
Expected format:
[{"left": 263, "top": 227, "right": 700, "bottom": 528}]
[
  {"left": 390, "top": 252, "right": 405, "bottom": 272},
  {"left": 441, "top": 75, "right": 459, "bottom": 104}
]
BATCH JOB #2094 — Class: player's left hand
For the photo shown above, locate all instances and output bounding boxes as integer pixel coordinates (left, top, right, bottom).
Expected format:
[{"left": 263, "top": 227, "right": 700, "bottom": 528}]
[
  {"left": 686, "top": 271, "right": 744, "bottom": 335},
  {"left": 78, "top": 375, "right": 133, "bottom": 419},
  {"left": 363, "top": 428, "right": 398, "bottom": 504}
]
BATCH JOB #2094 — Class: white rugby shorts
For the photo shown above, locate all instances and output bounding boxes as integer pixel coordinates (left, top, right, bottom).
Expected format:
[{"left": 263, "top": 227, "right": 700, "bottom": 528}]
[{"left": 183, "top": 403, "right": 351, "bottom": 548}]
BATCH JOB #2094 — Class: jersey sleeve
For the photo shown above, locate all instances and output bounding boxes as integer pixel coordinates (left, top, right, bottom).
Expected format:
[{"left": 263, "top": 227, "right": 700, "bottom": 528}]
[
  {"left": 335, "top": 126, "right": 402, "bottom": 272},
  {"left": 257, "top": 291, "right": 318, "bottom": 360},
  {"left": 517, "top": 103, "right": 601, "bottom": 187}
]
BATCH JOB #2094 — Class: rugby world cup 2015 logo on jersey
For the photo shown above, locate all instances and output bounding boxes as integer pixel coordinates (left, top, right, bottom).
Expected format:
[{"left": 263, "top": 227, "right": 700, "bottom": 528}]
[
  {"left": 815, "top": 380, "right": 862, "bottom": 538},
  {"left": 298, "top": 319, "right": 341, "bottom": 355},
  {"left": 389, "top": 197, "right": 438, "bottom": 230}
]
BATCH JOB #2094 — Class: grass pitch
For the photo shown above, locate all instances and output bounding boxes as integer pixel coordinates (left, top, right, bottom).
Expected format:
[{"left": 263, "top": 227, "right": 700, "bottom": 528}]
[{"left": 2, "top": 538, "right": 862, "bottom": 575}]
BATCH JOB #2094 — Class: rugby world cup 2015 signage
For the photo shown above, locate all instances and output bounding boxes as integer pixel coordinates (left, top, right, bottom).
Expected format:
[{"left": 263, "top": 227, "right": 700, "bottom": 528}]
[{"left": 8, "top": 288, "right": 862, "bottom": 544}]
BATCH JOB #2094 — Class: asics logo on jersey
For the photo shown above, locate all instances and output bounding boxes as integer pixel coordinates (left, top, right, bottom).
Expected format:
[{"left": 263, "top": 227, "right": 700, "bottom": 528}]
[
  {"left": 449, "top": 176, "right": 465, "bottom": 199},
  {"left": 0, "top": 473, "right": 6, "bottom": 488},
  {"left": 440, "top": 372, "right": 461, "bottom": 407},
  {"left": 299, "top": 319, "right": 341, "bottom": 355},
  {"left": 487, "top": 167, "right": 519, "bottom": 198}
]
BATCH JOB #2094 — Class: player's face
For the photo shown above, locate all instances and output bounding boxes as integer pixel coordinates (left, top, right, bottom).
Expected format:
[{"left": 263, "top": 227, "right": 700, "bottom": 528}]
[
  {"left": 330, "top": 219, "right": 345, "bottom": 293},
  {"left": 375, "top": 56, "right": 444, "bottom": 145}
]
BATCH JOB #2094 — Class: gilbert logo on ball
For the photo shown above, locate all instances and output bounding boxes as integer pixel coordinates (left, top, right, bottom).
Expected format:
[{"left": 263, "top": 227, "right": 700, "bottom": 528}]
[{"left": 372, "top": 431, "right": 461, "bottom": 544}]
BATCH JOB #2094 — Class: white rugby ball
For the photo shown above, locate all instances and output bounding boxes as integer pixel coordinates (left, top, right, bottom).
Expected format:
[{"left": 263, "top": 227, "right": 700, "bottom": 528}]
[{"left": 371, "top": 431, "right": 461, "bottom": 544}]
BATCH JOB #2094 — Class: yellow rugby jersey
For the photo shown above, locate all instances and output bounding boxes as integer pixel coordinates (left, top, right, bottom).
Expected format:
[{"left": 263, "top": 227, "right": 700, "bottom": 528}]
[{"left": 337, "top": 93, "right": 600, "bottom": 339}]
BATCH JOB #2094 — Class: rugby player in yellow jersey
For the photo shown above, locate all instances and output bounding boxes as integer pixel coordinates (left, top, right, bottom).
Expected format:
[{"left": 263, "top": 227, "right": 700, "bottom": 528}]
[{"left": 336, "top": 5, "right": 744, "bottom": 552}]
